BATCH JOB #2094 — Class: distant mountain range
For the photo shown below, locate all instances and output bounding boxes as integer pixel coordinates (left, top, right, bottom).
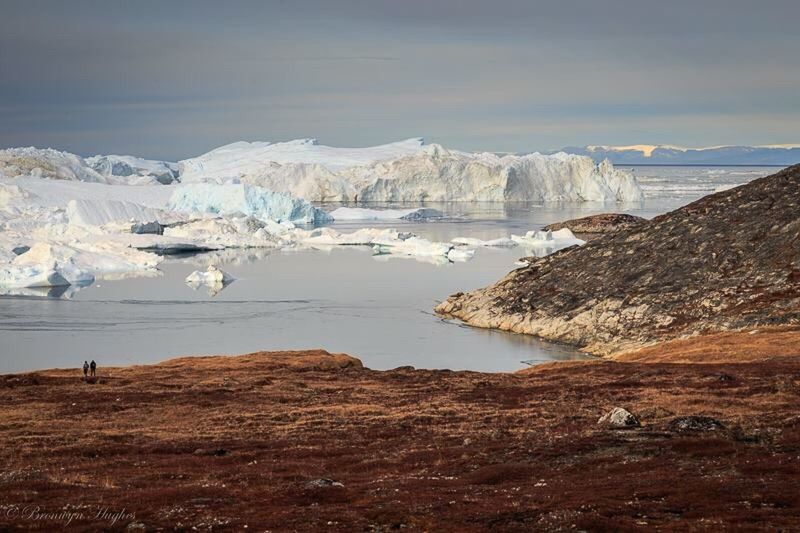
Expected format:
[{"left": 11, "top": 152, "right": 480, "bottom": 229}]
[{"left": 556, "top": 144, "right": 800, "bottom": 166}]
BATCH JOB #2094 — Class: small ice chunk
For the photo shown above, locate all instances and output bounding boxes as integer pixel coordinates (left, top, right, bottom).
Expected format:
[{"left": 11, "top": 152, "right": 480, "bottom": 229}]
[
  {"left": 185, "top": 265, "right": 234, "bottom": 285},
  {"left": 447, "top": 248, "right": 475, "bottom": 262},
  {"left": 372, "top": 235, "right": 453, "bottom": 258},
  {"left": 511, "top": 228, "right": 585, "bottom": 247}
]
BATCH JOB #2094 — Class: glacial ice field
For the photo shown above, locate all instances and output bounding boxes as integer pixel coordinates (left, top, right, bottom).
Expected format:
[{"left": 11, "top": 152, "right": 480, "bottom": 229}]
[{"left": 0, "top": 138, "right": 780, "bottom": 372}]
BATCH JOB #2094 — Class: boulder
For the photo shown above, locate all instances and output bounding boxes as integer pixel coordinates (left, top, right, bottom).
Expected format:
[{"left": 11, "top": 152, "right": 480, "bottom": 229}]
[
  {"left": 598, "top": 407, "right": 641, "bottom": 428},
  {"left": 668, "top": 416, "right": 725, "bottom": 433}
]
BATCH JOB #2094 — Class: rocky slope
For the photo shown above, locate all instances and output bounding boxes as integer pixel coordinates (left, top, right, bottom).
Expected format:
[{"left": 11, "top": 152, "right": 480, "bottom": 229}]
[
  {"left": 437, "top": 164, "right": 800, "bottom": 355},
  {"left": 543, "top": 213, "right": 646, "bottom": 234}
]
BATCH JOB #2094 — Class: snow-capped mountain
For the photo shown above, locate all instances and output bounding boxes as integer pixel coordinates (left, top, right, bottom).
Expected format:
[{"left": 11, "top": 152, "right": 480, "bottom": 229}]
[{"left": 558, "top": 144, "right": 800, "bottom": 166}]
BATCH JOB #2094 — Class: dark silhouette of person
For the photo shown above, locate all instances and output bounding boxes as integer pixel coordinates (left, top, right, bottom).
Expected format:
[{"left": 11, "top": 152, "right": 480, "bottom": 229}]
[
  {"left": 83, "top": 361, "right": 89, "bottom": 379},
  {"left": 90, "top": 360, "right": 97, "bottom": 377}
]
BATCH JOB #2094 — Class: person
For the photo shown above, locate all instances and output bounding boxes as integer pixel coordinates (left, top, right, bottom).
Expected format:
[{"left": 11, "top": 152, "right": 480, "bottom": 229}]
[
  {"left": 90, "top": 360, "right": 97, "bottom": 377},
  {"left": 83, "top": 361, "right": 89, "bottom": 379}
]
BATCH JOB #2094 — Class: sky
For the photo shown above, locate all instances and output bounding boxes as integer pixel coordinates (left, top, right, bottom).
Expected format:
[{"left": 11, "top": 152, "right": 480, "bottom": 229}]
[{"left": 1, "top": 0, "right": 799, "bottom": 160}]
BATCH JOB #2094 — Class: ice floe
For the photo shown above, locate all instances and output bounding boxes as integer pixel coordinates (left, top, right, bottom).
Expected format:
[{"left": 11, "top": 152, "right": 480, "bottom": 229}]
[
  {"left": 511, "top": 228, "right": 586, "bottom": 248},
  {"left": 186, "top": 264, "right": 234, "bottom": 285},
  {"left": 327, "top": 207, "right": 443, "bottom": 221},
  {"left": 185, "top": 265, "right": 235, "bottom": 296},
  {"left": 451, "top": 236, "right": 517, "bottom": 247}
]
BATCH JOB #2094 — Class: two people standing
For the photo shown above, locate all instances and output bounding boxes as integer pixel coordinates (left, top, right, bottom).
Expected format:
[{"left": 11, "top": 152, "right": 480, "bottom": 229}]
[{"left": 82, "top": 360, "right": 97, "bottom": 379}]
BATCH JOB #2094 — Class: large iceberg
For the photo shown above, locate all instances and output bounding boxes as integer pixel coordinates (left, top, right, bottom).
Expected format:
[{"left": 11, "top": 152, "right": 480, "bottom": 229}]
[
  {"left": 168, "top": 183, "right": 332, "bottom": 224},
  {"left": 179, "top": 139, "right": 643, "bottom": 203}
]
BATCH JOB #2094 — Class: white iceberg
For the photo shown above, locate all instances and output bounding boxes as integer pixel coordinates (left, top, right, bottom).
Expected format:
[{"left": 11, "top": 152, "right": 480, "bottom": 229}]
[
  {"left": 163, "top": 216, "right": 284, "bottom": 249},
  {"left": 185, "top": 264, "right": 234, "bottom": 285},
  {"left": 372, "top": 234, "right": 454, "bottom": 258},
  {"left": 10, "top": 241, "right": 160, "bottom": 283},
  {"left": 0, "top": 264, "right": 72, "bottom": 288},
  {"left": 292, "top": 227, "right": 470, "bottom": 262},
  {"left": 168, "top": 183, "right": 332, "bottom": 224},
  {"left": 178, "top": 137, "right": 425, "bottom": 176},
  {"left": 446, "top": 248, "right": 476, "bottom": 262},
  {"left": 296, "top": 227, "right": 399, "bottom": 247},
  {"left": 185, "top": 265, "right": 235, "bottom": 297},
  {"left": 511, "top": 228, "right": 586, "bottom": 248},
  {"left": 451, "top": 236, "right": 517, "bottom": 247},
  {"left": 178, "top": 139, "right": 643, "bottom": 203},
  {"left": 66, "top": 198, "right": 167, "bottom": 227}
]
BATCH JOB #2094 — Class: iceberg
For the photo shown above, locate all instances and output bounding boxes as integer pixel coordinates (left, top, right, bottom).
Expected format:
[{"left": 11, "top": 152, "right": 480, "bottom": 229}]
[
  {"left": 163, "top": 217, "right": 285, "bottom": 249},
  {"left": 446, "top": 248, "right": 476, "bottom": 262},
  {"left": 292, "top": 226, "right": 470, "bottom": 262},
  {"left": 0, "top": 242, "right": 100, "bottom": 289},
  {"left": 451, "top": 236, "right": 517, "bottom": 247},
  {"left": 296, "top": 227, "right": 399, "bottom": 247},
  {"left": 0, "top": 264, "right": 71, "bottom": 288},
  {"left": 511, "top": 228, "right": 586, "bottom": 248},
  {"left": 0, "top": 148, "right": 177, "bottom": 185},
  {"left": 66, "top": 198, "right": 166, "bottom": 227},
  {"left": 185, "top": 264, "right": 234, "bottom": 285},
  {"left": 168, "top": 183, "right": 332, "bottom": 224},
  {"left": 86, "top": 154, "right": 178, "bottom": 185},
  {"left": 10, "top": 241, "right": 160, "bottom": 283},
  {"left": 0, "top": 147, "right": 106, "bottom": 183},
  {"left": 178, "top": 137, "right": 425, "bottom": 175},
  {"left": 372, "top": 234, "right": 455, "bottom": 258},
  {"left": 185, "top": 265, "right": 234, "bottom": 297},
  {"left": 179, "top": 139, "right": 643, "bottom": 203}
]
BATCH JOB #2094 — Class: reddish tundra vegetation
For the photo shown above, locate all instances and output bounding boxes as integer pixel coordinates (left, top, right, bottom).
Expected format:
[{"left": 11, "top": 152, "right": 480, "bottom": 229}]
[{"left": 1, "top": 334, "right": 799, "bottom": 531}]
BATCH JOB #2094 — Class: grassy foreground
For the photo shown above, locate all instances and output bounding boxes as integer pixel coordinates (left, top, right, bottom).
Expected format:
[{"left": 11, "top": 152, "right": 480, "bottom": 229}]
[{"left": 2, "top": 331, "right": 800, "bottom": 531}]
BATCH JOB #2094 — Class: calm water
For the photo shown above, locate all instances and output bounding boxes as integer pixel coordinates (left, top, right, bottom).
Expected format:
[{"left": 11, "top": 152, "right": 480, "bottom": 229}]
[{"left": 0, "top": 166, "right": 778, "bottom": 373}]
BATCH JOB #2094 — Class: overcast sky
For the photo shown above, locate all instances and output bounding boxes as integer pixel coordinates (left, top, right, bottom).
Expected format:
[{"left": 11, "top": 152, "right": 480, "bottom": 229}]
[{"left": 1, "top": 0, "right": 798, "bottom": 159}]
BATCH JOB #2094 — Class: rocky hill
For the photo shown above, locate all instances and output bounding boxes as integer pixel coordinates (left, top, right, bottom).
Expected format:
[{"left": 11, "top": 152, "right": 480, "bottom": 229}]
[
  {"left": 543, "top": 213, "right": 645, "bottom": 234},
  {"left": 437, "top": 165, "right": 800, "bottom": 355}
]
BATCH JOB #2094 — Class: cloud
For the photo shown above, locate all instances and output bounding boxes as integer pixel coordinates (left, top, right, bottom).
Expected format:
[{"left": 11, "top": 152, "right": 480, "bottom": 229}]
[{"left": 0, "top": 0, "right": 798, "bottom": 158}]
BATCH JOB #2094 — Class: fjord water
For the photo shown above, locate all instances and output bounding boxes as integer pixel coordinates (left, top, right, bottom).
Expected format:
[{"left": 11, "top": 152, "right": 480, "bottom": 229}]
[{"left": 0, "top": 166, "right": 777, "bottom": 373}]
